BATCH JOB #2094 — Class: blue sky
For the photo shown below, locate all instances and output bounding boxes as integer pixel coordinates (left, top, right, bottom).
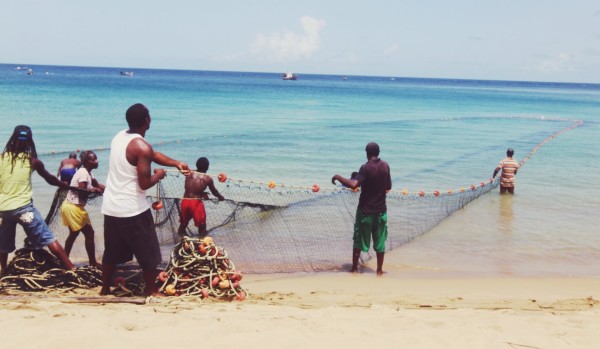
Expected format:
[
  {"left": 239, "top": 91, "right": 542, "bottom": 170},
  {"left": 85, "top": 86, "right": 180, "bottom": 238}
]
[{"left": 2, "top": 0, "right": 599, "bottom": 83}]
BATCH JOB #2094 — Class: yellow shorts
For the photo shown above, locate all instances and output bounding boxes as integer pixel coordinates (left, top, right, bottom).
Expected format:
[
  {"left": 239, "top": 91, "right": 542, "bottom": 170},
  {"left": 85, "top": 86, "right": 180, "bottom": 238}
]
[{"left": 61, "top": 201, "right": 91, "bottom": 232}]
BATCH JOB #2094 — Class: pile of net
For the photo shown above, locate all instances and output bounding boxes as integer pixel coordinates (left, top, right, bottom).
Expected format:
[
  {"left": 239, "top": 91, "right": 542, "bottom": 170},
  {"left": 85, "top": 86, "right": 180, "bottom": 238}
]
[
  {"left": 156, "top": 236, "right": 247, "bottom": 300},
  {"left": 0, "top": 248, "right": 101, "bottom": 293}
]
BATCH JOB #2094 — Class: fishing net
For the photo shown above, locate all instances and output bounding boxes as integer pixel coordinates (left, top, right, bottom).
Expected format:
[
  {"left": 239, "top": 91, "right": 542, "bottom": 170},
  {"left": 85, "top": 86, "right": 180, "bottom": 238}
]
[
  {"left": 40, "top": 118, "right": 582, "bottom": 274},
  {"left": 43, "top": 176, "right": 497, "bottom": 273}
]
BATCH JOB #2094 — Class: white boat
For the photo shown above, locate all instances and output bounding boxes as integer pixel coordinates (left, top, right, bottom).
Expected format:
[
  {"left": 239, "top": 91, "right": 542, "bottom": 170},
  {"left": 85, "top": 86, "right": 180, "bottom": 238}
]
[
  {"left": 282, "top": 72, "right": 298, "bottom": 80},
  {"left": 120, "top": 71, "right": 134, "bottom": 76}
]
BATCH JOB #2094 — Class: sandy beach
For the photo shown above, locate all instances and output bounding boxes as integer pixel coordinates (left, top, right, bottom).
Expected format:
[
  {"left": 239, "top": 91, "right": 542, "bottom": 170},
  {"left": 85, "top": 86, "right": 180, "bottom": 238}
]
[{"left": 1, "top": 272, "right": 599, "bottom": 349}]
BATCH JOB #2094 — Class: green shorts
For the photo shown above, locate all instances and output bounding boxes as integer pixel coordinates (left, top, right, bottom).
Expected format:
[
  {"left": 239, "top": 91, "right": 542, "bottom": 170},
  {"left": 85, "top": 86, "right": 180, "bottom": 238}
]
[{"left": 353, "top": 209, "right": 388, "bottom": 253}]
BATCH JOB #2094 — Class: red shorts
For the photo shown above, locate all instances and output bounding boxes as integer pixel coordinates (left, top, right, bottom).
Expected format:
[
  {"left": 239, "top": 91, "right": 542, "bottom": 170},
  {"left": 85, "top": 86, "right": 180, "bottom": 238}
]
[{"left": 180, "top": 199, "right": 206, "bottom": 226}]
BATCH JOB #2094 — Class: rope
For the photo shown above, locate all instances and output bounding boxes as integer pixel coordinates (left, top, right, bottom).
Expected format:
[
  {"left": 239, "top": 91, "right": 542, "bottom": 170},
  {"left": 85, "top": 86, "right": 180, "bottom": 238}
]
[{"left": 156, "top": 236, "right": 247, "bottom": 300}]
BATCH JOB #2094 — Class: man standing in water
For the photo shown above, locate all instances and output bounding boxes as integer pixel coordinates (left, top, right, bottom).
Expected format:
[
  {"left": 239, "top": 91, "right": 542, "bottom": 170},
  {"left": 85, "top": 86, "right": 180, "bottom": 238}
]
[
  {"left": 100, "top": 103, "right": 190, "bottom": 297},
  {"left": 57, "top": 151, "right": 81, "bottom": 184},
  {"left": 331, "top": 142, "right": 392, "bottom": 276},
  {"left": 0, "top": 125, "right": 74, "bottom": 275},
  {"left": 493, "top": 148, "right": 520, "bottom": 194}
]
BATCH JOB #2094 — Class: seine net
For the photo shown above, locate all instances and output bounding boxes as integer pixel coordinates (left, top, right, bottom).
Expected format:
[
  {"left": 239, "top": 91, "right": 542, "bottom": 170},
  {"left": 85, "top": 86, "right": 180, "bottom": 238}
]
[
  {"left": 43, "top": 118, "right": 582, "bottom": 273},
  {"left": 45, "top": 175, "right": 498, "bottom": 273}
]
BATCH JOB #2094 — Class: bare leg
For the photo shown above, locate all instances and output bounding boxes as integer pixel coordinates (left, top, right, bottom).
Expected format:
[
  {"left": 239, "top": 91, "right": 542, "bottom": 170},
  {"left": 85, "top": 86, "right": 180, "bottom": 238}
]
[
  {"left": 177, "top": 222, "right": 187, "bottom": 237},
  {"left": 142, "top": 267, "right": 160, "bottom": 297},
  {"left": 81, "top": 225, "right": 100, "bottom": 267},
  {"left": 351, "top": 248, "right": 361, "bottom": 273},
  {"left": 198, "top": 224, "right": 207, "bottom": 237},
  {"left": 0, "top": 252, "right": 8, "bottom": 276},
  {"left": 64, "top": 228, "right": 79, "bottom": 256},
  {"left": 46, "top": 240, "right": 74, "bottom": 270},
  {"left": 376, "top": 252, "right": 384, "bottom": 276},
  {"left": 100, "top": 263, "right": 116, "bottom": 295}
]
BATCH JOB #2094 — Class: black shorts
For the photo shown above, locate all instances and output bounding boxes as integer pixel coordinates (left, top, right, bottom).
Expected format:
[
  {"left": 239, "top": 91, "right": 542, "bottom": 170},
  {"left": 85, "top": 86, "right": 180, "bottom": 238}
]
[{"left": 102, "top": 209, "right": 162, "bottom": 271}]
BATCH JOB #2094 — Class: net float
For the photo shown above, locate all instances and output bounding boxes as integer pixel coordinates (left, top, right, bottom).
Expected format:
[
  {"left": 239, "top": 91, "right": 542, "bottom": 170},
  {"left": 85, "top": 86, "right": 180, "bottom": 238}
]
[
  {"left": 165, "top": 284, "right": 176, "bottom": 296},
  {"left": 267, "top": 181, "right": 276, "bottom": 189},
  {"left": 158, "top": 271, "right": 169, "bottom": 282},
  {"left": 217, "top": 173, "right": 228, "bottom": 182},
  {"left": 460, "top": 187, "right": 465, "bottom": 192},
  {"left": 201, "top": 288, "right": 209, "bottom": 299},
  {"left": 401, "top": 189, "right": 409, "bottom": 195},
  {"left": 470, "top": 184, "right": 476, "bottom": 190},
  {"left": 232, "top": 281, "right": 240, "bottom": 288},
  {"left": 113, "top": 276, "right": 126, "bottom": 287},
  {"left": 203, "top": 236, "right": 214, "bottom": 245},
  {"left": 151, "top": 200, "right": 163, "bottom": 210},
  {"left": 211, "top": 275, "right": 221, "bottom": 288},
  {"left": 219, "top": 280, "right": 230, "bottom": 289},
  {"left": 418, "top": 191, "right": 425, "bottom": 197},
  {"left": 489, "top": 178, "right": 494, "bottom": 183},
  {"left": 235, "top": 291, "right": 246, "bottom": 301},
  {"left": 480, "top": 182, "right": 485, "bottom": 187},
  {"left": 352, "top": 187, "right": 359, "bottom": 192},
  {"left": 433, "top": 190, "right": 440, "bottom": 197},
  {"left": 447, "top": 189, "right": 453, "bottom": 194},
  {"left": 312, "top": 184, "right": 320, "bottom": 192},
  {"left": 198, "top": 243, "right": 208, "bottom": 254}
]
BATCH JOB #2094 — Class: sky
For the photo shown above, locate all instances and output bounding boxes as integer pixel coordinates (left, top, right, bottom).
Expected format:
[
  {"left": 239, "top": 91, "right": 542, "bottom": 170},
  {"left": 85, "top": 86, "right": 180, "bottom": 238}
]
[{"left": 1, "top": 0, "right": 600, "bottom": 83}]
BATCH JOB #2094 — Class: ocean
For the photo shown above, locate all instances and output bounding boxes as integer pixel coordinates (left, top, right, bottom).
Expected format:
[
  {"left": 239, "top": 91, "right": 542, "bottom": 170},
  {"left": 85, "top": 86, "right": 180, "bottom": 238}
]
[{"left": 1, "top": 63, "right": 599, "bottom": 277}]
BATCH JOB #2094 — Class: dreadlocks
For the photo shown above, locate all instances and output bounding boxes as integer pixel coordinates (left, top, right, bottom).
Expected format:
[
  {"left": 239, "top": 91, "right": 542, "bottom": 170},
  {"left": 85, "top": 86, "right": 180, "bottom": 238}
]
[{"left": 1, "top": 125, "right": 37, "bottom": 173}]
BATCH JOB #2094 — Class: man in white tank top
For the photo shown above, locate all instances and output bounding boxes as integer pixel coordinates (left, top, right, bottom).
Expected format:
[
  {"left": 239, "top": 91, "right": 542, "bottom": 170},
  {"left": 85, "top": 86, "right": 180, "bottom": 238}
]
[{"left": 100, "top": 103, "right": 190, "bottom": 297}]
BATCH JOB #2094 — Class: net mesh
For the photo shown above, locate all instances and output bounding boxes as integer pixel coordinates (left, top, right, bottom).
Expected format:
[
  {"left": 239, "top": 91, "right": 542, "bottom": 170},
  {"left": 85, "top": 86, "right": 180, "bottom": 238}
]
[
  {"left": 43, "top": 118, "right": 583, "bottom": 273},
  {"left": 45, "top": 176, "right": 497, "bottom": 273}
]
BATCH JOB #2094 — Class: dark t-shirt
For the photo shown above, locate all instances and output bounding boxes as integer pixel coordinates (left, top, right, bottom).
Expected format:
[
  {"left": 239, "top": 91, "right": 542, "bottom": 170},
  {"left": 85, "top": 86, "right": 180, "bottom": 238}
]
[{"left": 355, "top": 158, "right": 392, "bottom": 214}]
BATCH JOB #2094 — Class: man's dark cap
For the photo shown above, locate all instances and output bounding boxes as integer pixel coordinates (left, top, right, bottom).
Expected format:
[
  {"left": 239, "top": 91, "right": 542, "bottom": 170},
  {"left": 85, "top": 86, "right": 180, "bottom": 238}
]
[{"left": 365, "top": 142, "right": 380, "bottom": 155}]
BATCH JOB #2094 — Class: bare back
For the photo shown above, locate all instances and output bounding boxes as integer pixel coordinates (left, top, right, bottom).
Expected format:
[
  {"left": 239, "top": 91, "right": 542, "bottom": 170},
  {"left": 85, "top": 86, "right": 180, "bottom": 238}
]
[{"left": 184, "top": 172, "right": 212, "bottom": 198}]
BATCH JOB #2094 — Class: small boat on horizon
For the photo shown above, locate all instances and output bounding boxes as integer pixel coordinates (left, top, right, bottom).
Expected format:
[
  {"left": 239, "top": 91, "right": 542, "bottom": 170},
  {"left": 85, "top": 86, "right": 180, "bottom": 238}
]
[
  {"left": 120, "top": 71, "right": 134, "bottom": 76},
  {"left": 282, "top": 72, "right": 298, "bottom": 80}
]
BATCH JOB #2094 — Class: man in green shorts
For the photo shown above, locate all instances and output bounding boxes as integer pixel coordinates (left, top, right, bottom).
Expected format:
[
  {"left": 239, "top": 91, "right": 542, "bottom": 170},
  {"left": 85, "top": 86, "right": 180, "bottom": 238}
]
[{"left": 332, "top": 142, "right": 392, "bottom": 276}]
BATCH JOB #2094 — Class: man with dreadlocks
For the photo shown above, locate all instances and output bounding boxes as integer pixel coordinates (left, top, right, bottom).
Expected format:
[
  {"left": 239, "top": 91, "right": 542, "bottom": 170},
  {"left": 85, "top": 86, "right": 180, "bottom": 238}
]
[{"left": 0, "top": 125, "right": 75, "bottom": 275}]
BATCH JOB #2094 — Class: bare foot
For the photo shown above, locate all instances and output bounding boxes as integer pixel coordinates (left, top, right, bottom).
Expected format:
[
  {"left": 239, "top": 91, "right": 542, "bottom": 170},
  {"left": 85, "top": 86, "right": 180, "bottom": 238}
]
[
  {"left": 99, "top": 287, "right": 111, "bottom": 296},
  {"left": 376, "top": 270, "right": 384, "bottom": 277}
]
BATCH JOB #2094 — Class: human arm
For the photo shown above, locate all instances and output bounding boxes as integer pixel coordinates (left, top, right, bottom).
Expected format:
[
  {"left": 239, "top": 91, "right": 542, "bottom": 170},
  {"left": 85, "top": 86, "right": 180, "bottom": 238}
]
[
  {"left": 493, "top": 166, "right": 501, "bottom": 179},
  {"left": 91, "top": 178, "right": 105, "bottom": 192},
  {"left": 32, "top": 158, "right": 69, "bottom": 190},
  {"left": 152, "top": 151, "right": 190, "bottom": 175},
  {"left": 207, "top": 178, "right": 224, "bottom": 201},
  {"left": 126, "top": 138, "right": 167, "bottom": 190},
  {"left": 331, "top": 174, "right": 359, "bottom": 189}
]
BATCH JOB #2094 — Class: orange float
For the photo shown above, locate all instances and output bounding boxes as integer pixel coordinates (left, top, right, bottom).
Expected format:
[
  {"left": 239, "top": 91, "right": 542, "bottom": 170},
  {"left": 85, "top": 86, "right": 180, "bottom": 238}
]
[
  {"left": 217, "top": 173, "right": 228, "bottom": 183},
  {"left": 401, "top": 189, "right": 409, "bottom": 195},
  {"left": 235, "top": 291, "right": 246, "bottom": 301},
  {"left": 312, "top": 184, "right": 320, "bottom": 192},
  {"left": 198, "top": 243, "right": 208, "bottom": 254},
  {"left": 219, "top": 280, "right": 230, "bottom": 289},
  {"left": 201, "top": 288, "right": 209, "bottom": 299},
  {"left": 267, "top": 181, "right": 276, "bottom": 189},
  {"left": 211, "top": 275, "right": 221, "bottom": 288},
  {"left": 164, "top": 284, "right": 176, "bottom": 296},
  {"left": 151, "top": 200, "right": 163, "bottom": 210},
  {"left": 113, "top": 276, "right": 126, "bottom": 287},
  {"left": 158, "top": 271, "right": 169, "bottom": 282}
]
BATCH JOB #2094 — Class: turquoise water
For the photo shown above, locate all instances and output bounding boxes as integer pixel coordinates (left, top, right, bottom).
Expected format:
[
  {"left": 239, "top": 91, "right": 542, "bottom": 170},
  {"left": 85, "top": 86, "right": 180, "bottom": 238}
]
[{"left": 1, "top": 64, "right": 599, "bottom": 277}]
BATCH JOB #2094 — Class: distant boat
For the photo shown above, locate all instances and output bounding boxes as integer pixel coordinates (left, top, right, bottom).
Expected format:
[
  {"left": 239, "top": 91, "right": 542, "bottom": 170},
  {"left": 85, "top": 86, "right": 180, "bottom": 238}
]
[
  {"left": 15, "top": 66, "right": 28, "bottom": 70},
  {"left": 282, "top": 72, "right": 298, "bottom": 80},
  {"left": 120, "top": 71, "right": 134, "bottom": 76},
  {"left": 26, "top": 69, "right": 33, "bottom": 75},
  {"left": 342, "top": 76, "right": 348, "bottom": 81}
]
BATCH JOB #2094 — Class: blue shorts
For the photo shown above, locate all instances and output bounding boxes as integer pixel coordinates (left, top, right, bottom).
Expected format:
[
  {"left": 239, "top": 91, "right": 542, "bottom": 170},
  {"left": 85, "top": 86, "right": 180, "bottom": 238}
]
[{"left": 0, "top": 202, "right": 56, "bottom": 253}]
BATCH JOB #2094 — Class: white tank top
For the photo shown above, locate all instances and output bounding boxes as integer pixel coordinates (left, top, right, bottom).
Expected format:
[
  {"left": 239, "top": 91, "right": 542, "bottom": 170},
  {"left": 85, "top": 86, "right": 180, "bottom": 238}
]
[{"left": 101, "top": 130, "right": 150, "bottom": 217}]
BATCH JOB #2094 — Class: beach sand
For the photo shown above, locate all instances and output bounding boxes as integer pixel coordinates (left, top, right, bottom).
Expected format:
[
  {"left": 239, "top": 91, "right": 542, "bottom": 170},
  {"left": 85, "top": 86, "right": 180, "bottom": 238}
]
[{"left": 1, "top": 272, "right": 599, "bottom": 349}]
